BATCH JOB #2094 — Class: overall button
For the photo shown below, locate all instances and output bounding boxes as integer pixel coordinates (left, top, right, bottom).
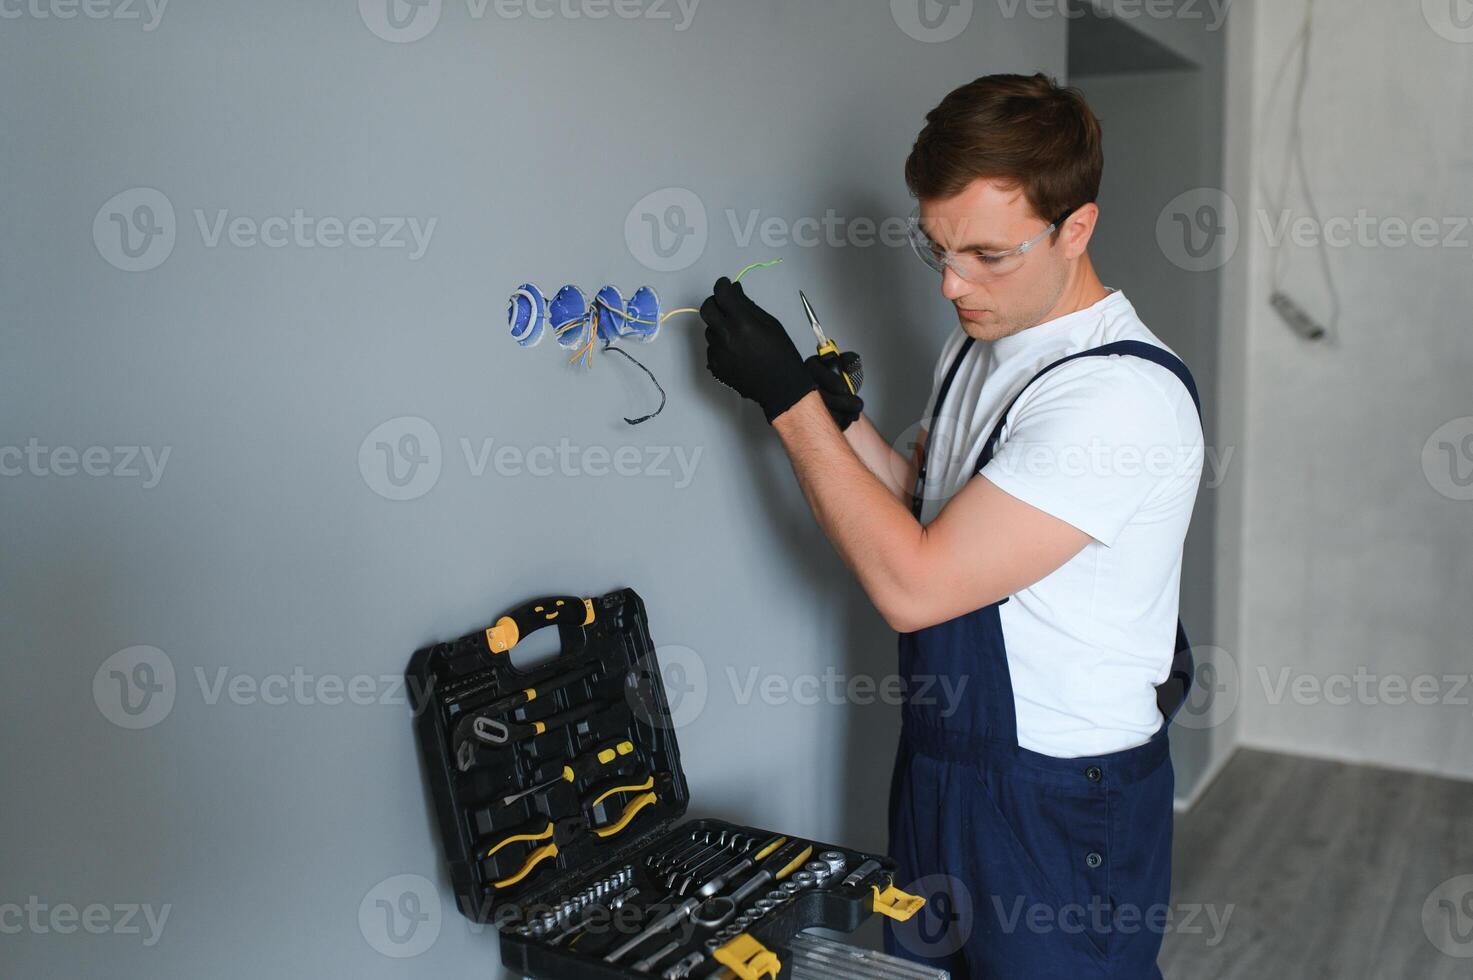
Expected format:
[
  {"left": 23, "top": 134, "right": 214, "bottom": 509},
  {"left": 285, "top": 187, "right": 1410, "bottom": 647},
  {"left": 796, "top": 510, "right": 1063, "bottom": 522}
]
[
  {"left": 1086, "top": 852, "right": 1104, "bottom": 869},
  {"left": 1085, "top": 766, "right": 1103, "bottom": 783}
]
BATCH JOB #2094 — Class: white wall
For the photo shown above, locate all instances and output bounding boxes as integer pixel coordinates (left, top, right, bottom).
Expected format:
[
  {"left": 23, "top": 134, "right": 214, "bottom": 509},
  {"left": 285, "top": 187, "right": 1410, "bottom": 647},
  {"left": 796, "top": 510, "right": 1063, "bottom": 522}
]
[{"left": 1233, "top": 0, "right": 1473, "bottom": 780}]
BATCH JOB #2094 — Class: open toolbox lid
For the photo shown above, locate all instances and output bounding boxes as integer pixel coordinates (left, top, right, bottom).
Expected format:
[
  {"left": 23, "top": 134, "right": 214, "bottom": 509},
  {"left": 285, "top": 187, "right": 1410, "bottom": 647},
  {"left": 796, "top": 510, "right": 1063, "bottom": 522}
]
[{"left": 408, "top": 588, "right": 692, "bottom": 922}]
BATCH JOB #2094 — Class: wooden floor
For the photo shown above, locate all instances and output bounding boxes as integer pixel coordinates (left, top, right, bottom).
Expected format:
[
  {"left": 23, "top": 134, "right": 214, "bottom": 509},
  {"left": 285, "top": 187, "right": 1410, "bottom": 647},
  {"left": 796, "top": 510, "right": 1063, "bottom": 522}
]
[{"left": 1161, "top": 749, "right": 1473, "bottom": 979}]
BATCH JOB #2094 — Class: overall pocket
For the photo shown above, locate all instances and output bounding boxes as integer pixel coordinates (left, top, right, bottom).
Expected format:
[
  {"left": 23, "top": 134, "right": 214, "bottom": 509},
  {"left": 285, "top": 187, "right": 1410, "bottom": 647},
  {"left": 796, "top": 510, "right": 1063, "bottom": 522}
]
[{"left": 972, "top": 767, "right": 1115, "bottom": 964}]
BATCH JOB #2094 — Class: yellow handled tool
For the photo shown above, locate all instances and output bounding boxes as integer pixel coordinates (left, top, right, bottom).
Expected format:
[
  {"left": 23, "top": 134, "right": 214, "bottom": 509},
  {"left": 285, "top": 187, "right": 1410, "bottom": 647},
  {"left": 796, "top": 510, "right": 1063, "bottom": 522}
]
[
  {"left": 494, "top": 841, "right": 559, "bottom": 889},
  {"left": 500, "top": 739, "right": 636, "bottom": 807},
  {"left": 800, "top": 291, "right": 863, "bottom": 396}
]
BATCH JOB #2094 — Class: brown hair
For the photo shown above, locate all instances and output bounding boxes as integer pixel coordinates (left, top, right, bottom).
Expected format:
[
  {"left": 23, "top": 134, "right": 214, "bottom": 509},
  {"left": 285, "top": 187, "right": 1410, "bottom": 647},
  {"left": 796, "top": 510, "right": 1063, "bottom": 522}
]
[{"left": 904, "top": 72, "right": 1103, "bottom": 227}]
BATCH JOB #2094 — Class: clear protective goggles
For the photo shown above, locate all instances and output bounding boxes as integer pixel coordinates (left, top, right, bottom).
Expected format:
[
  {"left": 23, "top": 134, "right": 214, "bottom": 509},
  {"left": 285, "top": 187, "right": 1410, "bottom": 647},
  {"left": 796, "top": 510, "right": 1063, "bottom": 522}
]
[{"left": 906, "top": 204, "right": 1078, "bottom": 283}]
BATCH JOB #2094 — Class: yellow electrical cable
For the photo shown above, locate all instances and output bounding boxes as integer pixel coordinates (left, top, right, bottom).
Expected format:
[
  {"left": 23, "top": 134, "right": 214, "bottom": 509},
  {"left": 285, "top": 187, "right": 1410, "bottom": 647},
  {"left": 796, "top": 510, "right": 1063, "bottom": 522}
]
[{"left": 560, "top": 258, "right": 785, "bottom": 370}]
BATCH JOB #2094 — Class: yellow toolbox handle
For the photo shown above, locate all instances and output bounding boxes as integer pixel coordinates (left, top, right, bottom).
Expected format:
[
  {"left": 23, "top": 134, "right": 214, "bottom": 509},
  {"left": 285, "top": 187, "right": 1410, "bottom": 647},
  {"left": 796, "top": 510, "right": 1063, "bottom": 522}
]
[
  {"left": 713, "top": 933, "right": 781, "bottom": 980},
  {"left": 871, "top": 881, "right": 926, "bottom": 922}
]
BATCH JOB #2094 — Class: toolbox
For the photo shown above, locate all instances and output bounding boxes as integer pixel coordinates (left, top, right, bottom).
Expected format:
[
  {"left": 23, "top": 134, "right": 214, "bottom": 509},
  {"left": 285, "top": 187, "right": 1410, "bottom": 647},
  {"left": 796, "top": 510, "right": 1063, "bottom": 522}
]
[{"left": 408, "top": 587, "right": 924, "bottom": 980}]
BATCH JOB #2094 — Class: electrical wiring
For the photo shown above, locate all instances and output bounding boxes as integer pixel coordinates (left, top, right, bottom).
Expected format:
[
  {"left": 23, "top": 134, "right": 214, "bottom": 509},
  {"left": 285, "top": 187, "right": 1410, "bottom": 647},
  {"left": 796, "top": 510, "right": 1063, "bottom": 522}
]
[
  {"left": 509, "top": 258, "right": 785, "bottom": 424},
  {"left": 1258, "top": 0, "right": 1340, "bottom": 342}
]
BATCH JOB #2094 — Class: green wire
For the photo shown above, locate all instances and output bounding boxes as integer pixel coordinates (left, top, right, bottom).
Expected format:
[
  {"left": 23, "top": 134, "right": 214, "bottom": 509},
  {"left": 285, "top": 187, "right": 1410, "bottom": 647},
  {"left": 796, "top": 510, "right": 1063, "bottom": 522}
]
[{"left": 733, "top": 258, "right": 783, "bottom": 282}]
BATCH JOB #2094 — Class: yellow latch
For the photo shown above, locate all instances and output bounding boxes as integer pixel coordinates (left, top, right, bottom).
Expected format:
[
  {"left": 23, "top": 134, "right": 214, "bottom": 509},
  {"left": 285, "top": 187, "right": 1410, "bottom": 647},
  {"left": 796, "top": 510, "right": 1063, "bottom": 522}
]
[
  {"left": 713, "top": 933, "right": 781, "bottom": 980},
  {"left": 872, "top": 881, "right": 926, "bottom": 922}
]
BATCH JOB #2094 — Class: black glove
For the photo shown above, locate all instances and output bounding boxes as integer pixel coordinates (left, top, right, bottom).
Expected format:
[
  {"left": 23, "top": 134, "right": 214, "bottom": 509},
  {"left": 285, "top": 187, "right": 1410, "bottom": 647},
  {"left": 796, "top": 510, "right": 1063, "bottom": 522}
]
[
  {"left": 701, "top": 277, "right": 817, "bottom": 424},
  {"left": 804, "top": 353, "right": 864, "bottom": 432}
]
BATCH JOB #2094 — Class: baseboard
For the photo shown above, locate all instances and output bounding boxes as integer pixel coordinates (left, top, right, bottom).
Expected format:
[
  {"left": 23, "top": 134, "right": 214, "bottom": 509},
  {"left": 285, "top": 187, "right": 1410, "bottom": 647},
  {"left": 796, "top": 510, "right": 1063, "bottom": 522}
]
[{"left": 1172, "top": 745, "right": 1237, "bottom": 813}]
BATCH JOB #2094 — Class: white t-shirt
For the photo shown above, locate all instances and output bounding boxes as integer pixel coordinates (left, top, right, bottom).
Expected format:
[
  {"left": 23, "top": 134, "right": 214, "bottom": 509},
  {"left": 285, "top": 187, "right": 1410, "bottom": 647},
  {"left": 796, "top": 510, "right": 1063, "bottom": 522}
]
[{"left": 916, "top": 289, "right": 1204, "bottom": 758}]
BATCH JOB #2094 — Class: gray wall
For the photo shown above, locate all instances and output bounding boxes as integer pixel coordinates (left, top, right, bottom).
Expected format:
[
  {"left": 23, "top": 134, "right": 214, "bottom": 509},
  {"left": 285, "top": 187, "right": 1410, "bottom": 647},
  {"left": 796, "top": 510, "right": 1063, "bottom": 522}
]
[
  {"left": 1234, "top": 0, "right": 1473, "bottom": 781},
  {"left": 0, "top": 2, "right": 1069, "bottom": 977}
]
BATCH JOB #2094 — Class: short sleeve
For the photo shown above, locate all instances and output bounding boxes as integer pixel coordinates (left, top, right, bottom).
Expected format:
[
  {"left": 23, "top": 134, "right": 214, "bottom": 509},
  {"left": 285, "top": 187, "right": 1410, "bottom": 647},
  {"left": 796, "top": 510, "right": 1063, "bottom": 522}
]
[{"left": 979, "top": 357, "right": 1193, "bottom": 547}]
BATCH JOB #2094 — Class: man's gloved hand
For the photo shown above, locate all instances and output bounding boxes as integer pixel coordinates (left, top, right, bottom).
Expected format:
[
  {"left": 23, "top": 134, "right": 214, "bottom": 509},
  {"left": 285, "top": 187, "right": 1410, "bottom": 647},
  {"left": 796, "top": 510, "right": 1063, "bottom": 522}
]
[
  {"left": 701, "top": 277, "right": 817, "bottom": 424},
  {"left": 804, "top": 354, "right": 864, "bottom": 432}
]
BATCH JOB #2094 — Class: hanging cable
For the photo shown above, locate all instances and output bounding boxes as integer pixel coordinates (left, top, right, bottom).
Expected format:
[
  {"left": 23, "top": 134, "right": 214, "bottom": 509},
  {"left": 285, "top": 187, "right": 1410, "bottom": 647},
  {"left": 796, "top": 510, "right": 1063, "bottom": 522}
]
[{"left": 1259, "top": 0, "right": 1339, "bottom": 342}]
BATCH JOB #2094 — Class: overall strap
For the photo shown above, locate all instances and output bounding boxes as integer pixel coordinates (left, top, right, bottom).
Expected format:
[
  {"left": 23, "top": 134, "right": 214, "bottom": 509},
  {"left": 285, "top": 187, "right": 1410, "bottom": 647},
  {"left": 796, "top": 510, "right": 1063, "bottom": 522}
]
[
  {"left": 977, "top": 340, "right": 1201, "bottom": 472},
  {"left": 969, "top": 339, "right": 1204, "bottom": 727},
  {"left": 910, "top": 336, "right": 977, "bottom": 519}
]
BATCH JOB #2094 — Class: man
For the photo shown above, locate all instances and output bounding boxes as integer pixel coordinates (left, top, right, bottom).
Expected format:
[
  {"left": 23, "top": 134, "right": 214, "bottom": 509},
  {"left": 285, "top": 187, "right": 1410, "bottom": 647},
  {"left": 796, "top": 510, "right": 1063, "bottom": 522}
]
[{"left": 700, "top": 73, "right": 1204, "bottom": 978}]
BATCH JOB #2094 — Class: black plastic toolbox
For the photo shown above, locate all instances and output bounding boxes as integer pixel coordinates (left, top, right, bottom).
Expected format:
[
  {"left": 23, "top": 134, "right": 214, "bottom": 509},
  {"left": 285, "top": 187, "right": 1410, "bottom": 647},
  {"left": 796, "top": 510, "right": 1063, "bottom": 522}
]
[{"left": 409, "top": 587, "right": 923, "bottom": 980}]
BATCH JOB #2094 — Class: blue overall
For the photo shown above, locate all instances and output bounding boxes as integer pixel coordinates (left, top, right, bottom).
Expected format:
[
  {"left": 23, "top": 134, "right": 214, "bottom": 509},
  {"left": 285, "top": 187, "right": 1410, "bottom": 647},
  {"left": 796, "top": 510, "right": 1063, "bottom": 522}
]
[{"left": 883, "top": 341, "right": 1201, "bottom": 979}]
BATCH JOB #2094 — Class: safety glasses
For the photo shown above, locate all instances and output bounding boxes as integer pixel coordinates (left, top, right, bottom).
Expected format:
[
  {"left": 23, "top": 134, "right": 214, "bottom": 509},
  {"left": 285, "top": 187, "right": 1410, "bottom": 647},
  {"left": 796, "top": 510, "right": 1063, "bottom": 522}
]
[{"left": 907, "top": 205, "right": 1078, "bottom": 283}]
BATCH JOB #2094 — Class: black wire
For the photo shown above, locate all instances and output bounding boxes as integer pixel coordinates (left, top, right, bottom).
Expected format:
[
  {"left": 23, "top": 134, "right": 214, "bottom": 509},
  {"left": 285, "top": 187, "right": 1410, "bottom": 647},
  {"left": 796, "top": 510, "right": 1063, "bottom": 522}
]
[{"left": 602, "top": 342, "right": 666, "bottom": 425}]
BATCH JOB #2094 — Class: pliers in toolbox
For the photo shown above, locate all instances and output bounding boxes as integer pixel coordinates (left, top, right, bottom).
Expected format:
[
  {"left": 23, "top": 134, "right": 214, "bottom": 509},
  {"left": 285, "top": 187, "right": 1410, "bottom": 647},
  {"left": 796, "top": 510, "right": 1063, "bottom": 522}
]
[
  {"left": 481, "top": 816, "right": 582, "bottom": 890},
  {"left": 583, "top": 771, "right": 669, "bottom": 840}
]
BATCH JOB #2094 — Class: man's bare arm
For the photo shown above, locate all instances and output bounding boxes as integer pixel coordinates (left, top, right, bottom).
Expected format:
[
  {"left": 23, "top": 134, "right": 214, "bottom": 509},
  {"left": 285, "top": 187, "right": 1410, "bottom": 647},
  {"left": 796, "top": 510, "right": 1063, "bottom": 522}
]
[
  {"left": 773, "top": 391, "right": 1090, "bottom": 633},
  {"left": 840, "top": 414, "right": 918, "bottom": 505}
]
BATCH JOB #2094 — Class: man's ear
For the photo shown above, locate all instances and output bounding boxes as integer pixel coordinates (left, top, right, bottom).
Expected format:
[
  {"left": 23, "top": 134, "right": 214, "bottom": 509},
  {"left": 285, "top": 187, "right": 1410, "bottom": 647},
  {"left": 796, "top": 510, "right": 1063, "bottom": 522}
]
[{"left": 1059, "top": 202, "right": 1099, "bottom": 260}]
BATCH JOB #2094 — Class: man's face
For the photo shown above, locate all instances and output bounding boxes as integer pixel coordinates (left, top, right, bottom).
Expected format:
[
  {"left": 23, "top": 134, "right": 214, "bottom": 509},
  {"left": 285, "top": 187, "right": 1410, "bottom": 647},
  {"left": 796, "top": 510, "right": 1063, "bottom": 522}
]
[{"left": 917, "top": 178, "right": 1074, "bottom": 341}]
